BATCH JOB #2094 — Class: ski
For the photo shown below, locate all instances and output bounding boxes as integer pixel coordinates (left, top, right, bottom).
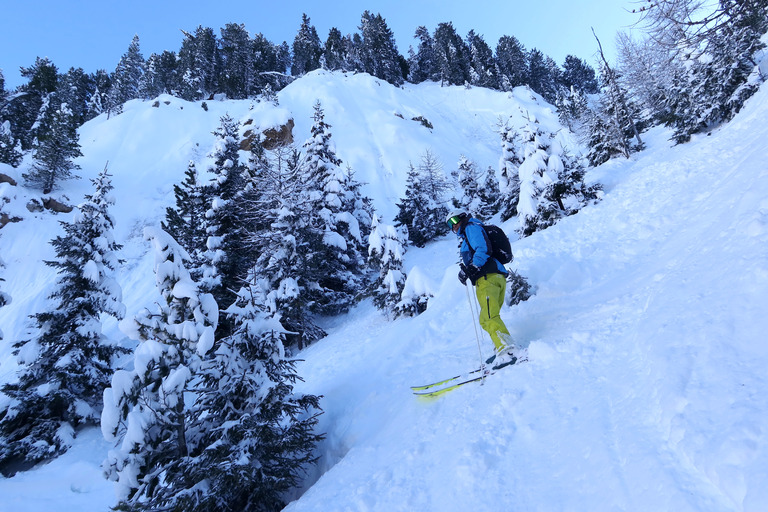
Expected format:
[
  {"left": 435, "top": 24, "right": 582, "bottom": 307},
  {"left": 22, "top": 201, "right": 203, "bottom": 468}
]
[
  {"left": 412, "top": 357, "right": 522, "bottom": 397},
  {"left": 410, "top": 366, "right": 486, "bottom": 391},
  {"left": 412, "top": 373, "right": 488, "bottom": 397}
]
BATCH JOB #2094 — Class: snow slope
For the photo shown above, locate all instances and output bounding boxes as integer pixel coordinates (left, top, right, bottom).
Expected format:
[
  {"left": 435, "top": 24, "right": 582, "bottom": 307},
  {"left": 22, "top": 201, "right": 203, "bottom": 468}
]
[{"left": 1, "top": 71, "right": 767, "bottom": 511}]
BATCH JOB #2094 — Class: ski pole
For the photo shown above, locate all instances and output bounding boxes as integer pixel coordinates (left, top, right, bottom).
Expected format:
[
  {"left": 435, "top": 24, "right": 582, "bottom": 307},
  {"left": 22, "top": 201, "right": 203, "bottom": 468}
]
[{"left": 465, "top": 282, "right": 486, "bottom": 374}]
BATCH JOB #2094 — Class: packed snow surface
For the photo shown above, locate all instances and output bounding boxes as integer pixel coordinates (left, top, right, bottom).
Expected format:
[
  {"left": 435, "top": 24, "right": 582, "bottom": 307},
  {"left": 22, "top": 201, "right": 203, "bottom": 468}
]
[{"left": 1, "top": 70, "right": 767, "bottom": 511}]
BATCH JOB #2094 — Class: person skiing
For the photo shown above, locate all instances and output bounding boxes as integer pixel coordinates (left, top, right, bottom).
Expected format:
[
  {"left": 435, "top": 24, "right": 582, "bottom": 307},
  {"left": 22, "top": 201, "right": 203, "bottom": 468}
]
[{"left": 447, "top": 209, "right": 518, "bottom": 366}]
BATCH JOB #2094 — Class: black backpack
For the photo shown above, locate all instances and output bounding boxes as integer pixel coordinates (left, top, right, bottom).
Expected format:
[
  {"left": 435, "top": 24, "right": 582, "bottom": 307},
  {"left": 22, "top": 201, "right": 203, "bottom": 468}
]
[
  {"left": 466, "top": 223, "right": 513, "bottom": 265},
  {"left": 483, "top": 224, "right": 513, "bottom": 264}
]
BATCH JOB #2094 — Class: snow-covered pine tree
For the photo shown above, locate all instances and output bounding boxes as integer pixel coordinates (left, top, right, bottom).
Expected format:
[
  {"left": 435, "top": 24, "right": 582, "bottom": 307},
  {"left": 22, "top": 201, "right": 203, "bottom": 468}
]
[
  {"left": 394, "top": 267, "right": 433, "bottom": 318},
  {"left": 527, "top": 48, "right": 558, "bottom": 104},
  {"left": 478, "top": 165, "right": 502, "bottom": 217},
  {"left": 669, "top": 1, "right": 767, "bottom": 143},
  {"left": 201, "top": 114, "right": 253, "bottom": 333},
  {"left": 358, "top": 11, "right": 404, "bottom": 86},
  {"left": 0, "top": 120, "right": 22, "bottom": 167},
  {"left": 159, "top": 286, "right": 323, "bottom": 511},
  {"left": 86, "top": 70, "right": 111, "bottom": 121},
  {"left": 101, "top": 227, "right": 218, "bottom": 509},
  {"left": 408, "top": 26, "right": 437, "bottom": 83},
  {"left": 219, "top": 23, "right": 253, "bottom": 99},
  {"left": 55, "top": 67, "right": 90, "bottom": 128},
  {"left": 177, "top": 26, "right": 219, "bottom": 101},
  {"left": 516, "top": 117, "right": 556, "bottom": 237},
  {"left": 6, "top": 57, "right": 58, "bottom": 151},
  {"left": 453, "top": 155, "right": 485, "bottom": 215},
  {"left": 247, "top": 144, "right": 326, "bottom": 350},
  {"left": 505, "top": 270, "right": 533, "bottom": 307},
  {"left": 534, "top": 140, "right": 602, "bottom": 232},
  {"left": 0, "top": 168, "right": 126, "bottom": 476},
  {"left": 368, "top": 214, "right": 407, "bottom": 317},
  {"left": 466, "top": 30, "right": 498, "bottom": 89},
  {"left": 323, "top": 27, "right": 347, "bottom": 71},
  {"left": 561, "top": 55, "right": 599, "bottom": 95},
  {"left": 495, "top": 35, "right": 528, "bottom": 91},
  {"left": 394, "top": 149, "right": 451, "bottom": 247},
  {"left": 22, "top": 92, "right": 82, "bottom": 193},
  {"left": 556, "top": 86, "right": 590, "bottom": 134},
  {"left": 499, "top": 118, "right": 523, "bottom": 221},
  {"left": 140, "top": 51, "right": 177, "bottom": 99},
  {"left": 0, "top": 253, "right": 9, "bottom": 340},
  {"left": 106, "top": 35, "right": 145, "bottom": 115},
  {"left": 432, "top": 22, "right": 471, "bottom": 86},
  {"left": 586, "top": 31, "right": 644, "bottom": 159},
  {"left": 292, "top": 14, "right": 322, "bottom": 76},
  {"left": 0, "top": 68, "right": 6, "bottom": 105},
  {"left": 162, "top": 160, "right": 208, "bottom": 280},
  {"left": 343, "top": 164, "right": 375, "bottom": 244},
  {"left": 299, "top": 101, "right": 368, "bottom": 316}
]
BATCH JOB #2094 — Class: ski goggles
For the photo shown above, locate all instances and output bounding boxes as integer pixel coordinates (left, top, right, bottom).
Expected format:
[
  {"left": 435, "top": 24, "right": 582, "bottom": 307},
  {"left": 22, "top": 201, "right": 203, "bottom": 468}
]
[{"left": 447, "top": 215, "right": 463, "bottom": 227}]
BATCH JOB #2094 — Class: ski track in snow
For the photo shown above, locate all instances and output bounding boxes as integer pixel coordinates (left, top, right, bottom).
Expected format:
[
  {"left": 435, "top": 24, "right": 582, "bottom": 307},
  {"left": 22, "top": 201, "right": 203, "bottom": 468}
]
[{"left": 1, "top": 71, "right": 767, "bottom": 511}]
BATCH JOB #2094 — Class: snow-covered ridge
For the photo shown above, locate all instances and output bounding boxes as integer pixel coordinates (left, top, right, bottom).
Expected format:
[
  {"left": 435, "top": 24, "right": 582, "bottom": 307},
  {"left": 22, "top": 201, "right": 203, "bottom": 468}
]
[{"left": 2, "top": 71, "right": 768, "bottom": 511}]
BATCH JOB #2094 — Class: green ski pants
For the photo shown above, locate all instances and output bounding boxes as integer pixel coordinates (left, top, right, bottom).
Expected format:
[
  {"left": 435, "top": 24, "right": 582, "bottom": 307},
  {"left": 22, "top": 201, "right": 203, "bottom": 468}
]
[{"left": 474, "top": 273, "right": 510, "bottom": 350}]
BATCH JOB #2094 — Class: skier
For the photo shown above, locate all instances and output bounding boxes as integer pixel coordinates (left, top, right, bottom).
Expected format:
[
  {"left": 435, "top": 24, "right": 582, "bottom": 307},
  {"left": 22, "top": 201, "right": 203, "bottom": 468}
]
[{"left": 447, "top": 209, "right": 518, "bottom": 366}]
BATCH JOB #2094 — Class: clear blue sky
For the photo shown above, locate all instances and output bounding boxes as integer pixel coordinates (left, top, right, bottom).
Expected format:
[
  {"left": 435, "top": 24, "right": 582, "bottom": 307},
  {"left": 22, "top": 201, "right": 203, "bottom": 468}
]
[{"left": 1, "top": 0, "right": 640, "bottom": 89}]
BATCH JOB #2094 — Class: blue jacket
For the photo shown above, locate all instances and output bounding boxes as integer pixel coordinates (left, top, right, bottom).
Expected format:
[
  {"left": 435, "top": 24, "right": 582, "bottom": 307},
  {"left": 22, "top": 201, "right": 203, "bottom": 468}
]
[{"left": 457, "top": 218, "right": 509, "bottom": 278}]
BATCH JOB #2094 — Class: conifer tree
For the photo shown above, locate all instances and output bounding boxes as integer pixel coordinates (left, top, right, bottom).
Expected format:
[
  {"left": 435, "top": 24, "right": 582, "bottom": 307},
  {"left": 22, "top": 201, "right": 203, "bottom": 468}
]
[
  {"left": 9, "top": 57, "right": 58, "bottom": 150},
  {"left": 0, "top": 120, "right": 22, "bottom": 167},
  {"left": 178, "top": 26, "right": 219, "bottom": 101},
  {"left": 102, "top": 227, "right": 218, "bottom": 509},
  {"left": 22, "top": 92, "right": 82, "bottom": 193},
  {"left": 394, "top": 267, "right": 433, "bottom": 317},
  {"left": 478, "top": 166, "right": 502, "bottom": 217},
  {"left": 292, "top": 14, "right": 322, "bottom": 76},
  {"left": 219, "top": 23, "right": 253, "bottom": 99},
  {"left": 588, "top": 31, "right": 644, "bottom": 157},
  {"left": 0, "top": 253, "right": 9, "bottom": 341},
  {"left": 556, "top": 86, "right": 590, "bottom": 133},
  {"left": 453, "top": 155, "right": 484, "bottom": 214},
  {"left": 394, "top": 150, "right": 451, "bottom": 247},
  {"left": 516, "top": 118, "right": 556, "bottom": 237},
  {"left": 499, "top": 118, "right": 523, "bottom": 221},
  {"left": 201, "top": 114, "right": 251, "bottom": 331},
  {"left": 0, "top": 169, "right": 126, "bottom": 475},
  {"left": 56, "top": 67, "right": 91, "bottom": 128},
  {"left": 667, "top": 1, "right": 767, "bottom": 143},
  {"left": 106, "top": 35, "right": 145, "bottom": 114},
  {"left": 433, "top": 22, "right": 471, "bottom": 86},
  {"left": 466, "top": 30, "right": 498, "bottom": 89},
  {"left": 358, "top": 11, "right": 404, "bottom": 85},
  {"left": 166, "top": 286, "right": 323, "bottom": 511},
  {"left": 323, "top": 27, "right": 347, "bottom": 71},
  {"left": 0, "top": 68, "right": 6, "bottom": 106},
  {"left": 368, "top": 214, "right": 407, "bottom": 316},
  {"left": 561, "top": 55, "right": 599, "bottom": 94},
  {"left": 495, "top": 36, "right": 528, "bottom": 91},
  {"left": 408, "top": 26, "right": 436, "bottom": 83},
  {"left": 248, "top": 144, "right": 326, "bottom": 350},
  {"left": 163, "top": 160, "right": 208, "bottom": 279},
  {"left": 299, "top": 102, "right": 368, "bottom": 316},
  {"left": 528, "top": 48, "right": 558, "bottom": 103},
  {"left": 86, "top": 70, "right": 111, "bottom": 121},
  {"left": 141, "top": 51, "right": 179, "bottom": 99}
]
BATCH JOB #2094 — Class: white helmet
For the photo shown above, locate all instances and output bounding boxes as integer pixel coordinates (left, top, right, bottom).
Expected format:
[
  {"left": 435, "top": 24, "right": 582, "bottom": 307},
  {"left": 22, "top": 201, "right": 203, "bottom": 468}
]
[{"left": 446, "top": 209, "right": 468, "bottom": 227}]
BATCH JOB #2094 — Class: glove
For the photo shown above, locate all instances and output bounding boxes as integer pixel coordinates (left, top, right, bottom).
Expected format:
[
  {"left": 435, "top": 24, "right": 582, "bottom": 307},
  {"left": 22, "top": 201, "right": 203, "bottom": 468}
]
[
  {"left": 464, "top": 264, "right": 482, "bottom": 283},
  {"left": 458, "top": 267, "right": 468, "bottom": 285}
]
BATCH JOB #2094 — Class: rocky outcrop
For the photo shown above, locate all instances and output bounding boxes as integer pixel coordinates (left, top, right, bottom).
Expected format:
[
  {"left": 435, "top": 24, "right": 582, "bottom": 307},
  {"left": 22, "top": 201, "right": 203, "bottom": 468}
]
[
  {"left": 0, "top": 173, "right": 17, "bottom": 186},
  {"left": 241, "top": 118, "right": 295, "bottom": 151}
]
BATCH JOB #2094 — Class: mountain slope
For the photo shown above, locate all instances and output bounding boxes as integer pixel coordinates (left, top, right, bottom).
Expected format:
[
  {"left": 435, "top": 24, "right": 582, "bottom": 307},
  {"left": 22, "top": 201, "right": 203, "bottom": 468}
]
[{"left": 1, "top": 71, "right": 767, "bottom": 511}]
